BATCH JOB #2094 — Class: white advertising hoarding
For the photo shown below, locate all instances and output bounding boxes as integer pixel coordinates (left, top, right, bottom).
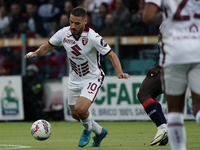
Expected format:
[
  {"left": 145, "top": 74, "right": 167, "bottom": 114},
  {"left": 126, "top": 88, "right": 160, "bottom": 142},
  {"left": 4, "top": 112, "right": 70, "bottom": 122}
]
[
  {"left": 0, "top": 76, "right": 24, "bottom": 120},
  {"left": 62, "top": 76, "right": 194, "bottom": 121}
]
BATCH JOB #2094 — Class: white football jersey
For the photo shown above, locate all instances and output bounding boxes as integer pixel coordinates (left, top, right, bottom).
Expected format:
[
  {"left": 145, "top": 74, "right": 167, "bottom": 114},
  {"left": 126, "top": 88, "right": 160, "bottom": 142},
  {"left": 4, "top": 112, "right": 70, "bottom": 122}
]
[
  {"left": 146, "top": 0, "right": 200, "bottom": 66},
  {"left": 49, "top": 26, "right": 111, "bottom": 85}
]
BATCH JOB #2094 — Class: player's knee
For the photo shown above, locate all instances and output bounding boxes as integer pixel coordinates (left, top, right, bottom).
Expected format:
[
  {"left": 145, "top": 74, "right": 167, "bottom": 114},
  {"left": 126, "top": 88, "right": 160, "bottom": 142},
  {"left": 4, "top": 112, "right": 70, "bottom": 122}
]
[
  {"left": 71, "top": 113, "right": 78, "bottom": 120},
  {"left": 75, "top": 106, "right": 87, "bottom": 117}
]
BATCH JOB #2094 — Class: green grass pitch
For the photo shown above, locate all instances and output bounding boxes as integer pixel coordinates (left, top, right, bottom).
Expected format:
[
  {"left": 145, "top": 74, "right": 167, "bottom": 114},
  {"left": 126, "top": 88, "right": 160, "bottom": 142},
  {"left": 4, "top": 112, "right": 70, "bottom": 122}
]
[{"left": 0, "top": 121, "right": 199, "bottom": 150}]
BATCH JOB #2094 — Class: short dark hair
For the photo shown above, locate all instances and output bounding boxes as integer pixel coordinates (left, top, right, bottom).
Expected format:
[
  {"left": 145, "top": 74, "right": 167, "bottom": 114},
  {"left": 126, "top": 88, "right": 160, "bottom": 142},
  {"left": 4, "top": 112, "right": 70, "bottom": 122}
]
[{"left": 70, "top": 7, "right": 87, "bottom": 19}]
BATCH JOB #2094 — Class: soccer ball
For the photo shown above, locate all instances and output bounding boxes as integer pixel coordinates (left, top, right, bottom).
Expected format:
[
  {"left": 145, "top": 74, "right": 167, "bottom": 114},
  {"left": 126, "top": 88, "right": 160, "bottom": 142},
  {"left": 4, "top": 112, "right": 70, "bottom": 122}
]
[{"left": 31, "top": 119, "right": 52, "bottom": 141}]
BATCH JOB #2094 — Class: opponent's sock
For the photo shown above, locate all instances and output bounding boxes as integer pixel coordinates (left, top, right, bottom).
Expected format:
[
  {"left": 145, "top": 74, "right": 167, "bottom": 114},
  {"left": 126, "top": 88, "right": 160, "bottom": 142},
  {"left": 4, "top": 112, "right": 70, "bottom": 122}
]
[
  {"left": 142, "top": 98, "right": 164, "bottom": 127},
  {"left": 168, "top": 112, "right": 186, "bottom": 150},
  {"left": 157, "top": 123, "right": 167, "bottom": 130},
  {"left": 195, "top": 110, "right": 200, "bottom": 125},
  {"left": 155, "top": 99, "right": 167, "bottom": 123}
]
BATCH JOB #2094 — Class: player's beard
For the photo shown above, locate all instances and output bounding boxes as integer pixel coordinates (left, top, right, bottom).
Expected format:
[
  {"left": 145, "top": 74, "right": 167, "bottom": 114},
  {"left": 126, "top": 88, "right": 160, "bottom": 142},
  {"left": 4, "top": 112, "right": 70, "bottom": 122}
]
[{"left": 71, "top": 26, "right": 84, "bottom": 35}]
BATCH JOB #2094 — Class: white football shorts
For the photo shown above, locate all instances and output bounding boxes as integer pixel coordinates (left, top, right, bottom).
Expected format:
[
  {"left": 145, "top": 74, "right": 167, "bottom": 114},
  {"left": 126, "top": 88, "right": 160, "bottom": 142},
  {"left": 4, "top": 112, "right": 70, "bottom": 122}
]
[
  {"left": 161, "top": 63, "right": 200, "bottom": 95},
  {"left": 68, "top": 80, "right": 103, "bottom": 105}
]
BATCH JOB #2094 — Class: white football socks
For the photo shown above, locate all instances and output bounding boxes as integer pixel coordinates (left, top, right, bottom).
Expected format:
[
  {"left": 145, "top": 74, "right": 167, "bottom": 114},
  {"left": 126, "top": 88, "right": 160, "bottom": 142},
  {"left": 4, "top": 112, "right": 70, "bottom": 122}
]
[
  {"left": 157, "top": 123, "right": 167, "bottom": 130},
  {"left": 81, "top": 113, "right": 102, "bottom": 134},
  {"left": 168, "top": 112, "right": 186, "bottom": 150}
]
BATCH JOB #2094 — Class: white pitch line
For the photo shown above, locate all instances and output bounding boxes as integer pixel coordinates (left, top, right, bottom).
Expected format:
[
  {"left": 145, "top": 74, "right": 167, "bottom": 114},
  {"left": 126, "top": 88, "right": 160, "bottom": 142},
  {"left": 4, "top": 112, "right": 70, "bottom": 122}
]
[{"left": 0, "top": 144, "right": 31, "bottom": 150}]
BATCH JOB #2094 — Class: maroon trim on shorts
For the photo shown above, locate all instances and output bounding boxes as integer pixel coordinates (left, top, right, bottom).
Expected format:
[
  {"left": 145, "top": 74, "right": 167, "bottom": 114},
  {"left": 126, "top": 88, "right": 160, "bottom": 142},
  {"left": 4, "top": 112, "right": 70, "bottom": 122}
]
[
  {"left": 91, "top": 52, "right": 105, "bottom": 103},
  {"left": 168, "top": 123, "right": 183, "bottom": 127}
]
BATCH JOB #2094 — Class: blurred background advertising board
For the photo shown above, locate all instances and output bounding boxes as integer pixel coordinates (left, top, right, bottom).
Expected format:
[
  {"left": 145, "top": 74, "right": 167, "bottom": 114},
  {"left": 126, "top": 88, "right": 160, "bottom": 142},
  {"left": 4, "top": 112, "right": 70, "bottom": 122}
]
[
  {"left": 0, "top": 76, "right": 24, "bottom": 120},
  {"left": 62, "top": 76, "right": 194, "bottom": 121}
]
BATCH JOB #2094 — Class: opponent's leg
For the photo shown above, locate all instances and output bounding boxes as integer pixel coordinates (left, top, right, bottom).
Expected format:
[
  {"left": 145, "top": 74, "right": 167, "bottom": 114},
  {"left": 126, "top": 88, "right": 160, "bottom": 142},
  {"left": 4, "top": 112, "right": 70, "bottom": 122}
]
[
  {"left": 137, "top": 72, "right": 167, "bottom": 145},
  {"left": 191, "top": 92, "right": 200, "bottom": 125}
]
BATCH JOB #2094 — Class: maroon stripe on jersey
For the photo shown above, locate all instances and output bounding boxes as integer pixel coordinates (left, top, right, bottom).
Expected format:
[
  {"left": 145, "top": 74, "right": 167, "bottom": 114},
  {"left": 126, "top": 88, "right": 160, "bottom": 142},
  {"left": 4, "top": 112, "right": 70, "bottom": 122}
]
[
  {"left": 48, "top": 41, "right": 57, "bottom": 47},
  {"left": 82, "top": 64, "right": 89, "bottom": 70},
  {"left": 83, "top": 70, "right": 90, "bottom": 76},
  {"left": 103, "top": 49, "right": 112, "bottom": 56},
  {"left": 160, "top": 68, "right": 165, "bottom": 93},
  {"left": 194, "top": 13, "right": 200, "bottom": 19},
  {"left": 160, "top": 34, "right": 165, "bottom": 65},
  {"left": 81, "top": 61, "right": 88, "bottom": 66}
]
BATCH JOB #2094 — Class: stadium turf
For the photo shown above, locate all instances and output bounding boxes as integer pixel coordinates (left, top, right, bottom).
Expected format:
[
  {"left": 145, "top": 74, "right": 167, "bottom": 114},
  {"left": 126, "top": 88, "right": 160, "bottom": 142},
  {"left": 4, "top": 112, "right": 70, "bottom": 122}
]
[{"left": 0, "top": 121, "right": 199, "bottom": 150}]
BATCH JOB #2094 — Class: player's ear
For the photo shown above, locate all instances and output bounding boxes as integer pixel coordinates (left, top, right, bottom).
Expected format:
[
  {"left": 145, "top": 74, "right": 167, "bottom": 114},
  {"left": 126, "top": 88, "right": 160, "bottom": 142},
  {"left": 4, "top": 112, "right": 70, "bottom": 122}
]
[{"left": 84, "top": 17, "right": 87, "bottom": 25}]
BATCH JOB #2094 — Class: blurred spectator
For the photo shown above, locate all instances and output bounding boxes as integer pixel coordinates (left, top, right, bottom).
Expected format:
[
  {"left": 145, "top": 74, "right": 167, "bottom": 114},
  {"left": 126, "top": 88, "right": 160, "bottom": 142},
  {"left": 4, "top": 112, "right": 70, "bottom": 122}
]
[
  {"left": 25, "top": 3, "right": 45, "bottom": 37},
  {"left": 0, "top": 4, "right": 11, "bottom": 38},
  {"left": 63, "top": 0, "right": 75, "bottom": 17},
  {"left": 22, "top": 64, "right": 45, "bottom": 121},
  {"left": 59, "top": 14, "right": 70, "bottom": 28},
  {"left": 0, "top": 67, "right": 10, "bottom": 75},
  {"left": 128, "top": 0, "right": 149, "bottom": 35},
  {"left": 111, "top": 0, "right": 131, "bottom": 35},
  {"left": 13, "top": 22, "right": 35, "bottom": 38},
  {"left": 90, "top": 2, "right": 109, "bottom": 32},
  {"left": 9, "top": 3, "right": 26, "bottom": 37},
  {"left": 80, "top": 0, "right": 93, "bottom": 11},
  {"left": 88, "top": 0, "right": 112, "bottom": 13},
  {"left": 86, "top": 15, "right": 95, "bottom": 31},
  {"left": 37, "top": 0, "right": 60, "bottom": 37},
  {"left": 99, "top": 13, "right": 121, "bottom": 36},
  {"left": 130, "top": 0, "right": 159, "bottom": 35}
]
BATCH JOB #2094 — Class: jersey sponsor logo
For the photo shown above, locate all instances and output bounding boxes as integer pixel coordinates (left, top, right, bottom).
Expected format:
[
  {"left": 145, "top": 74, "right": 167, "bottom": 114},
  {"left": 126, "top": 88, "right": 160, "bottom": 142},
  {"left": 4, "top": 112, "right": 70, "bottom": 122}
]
[
  {"left": 71, "top": 44, "right": 81, "bottom": 56},
  {"left": 63, "top": 38, "right": 75, "bottom": 44},
  {"left": 82, "top": 37, "right": 88, "bottom": 46},
  {"left": 189, "top": 24, "right": 198, "bottom": 32},
  {"left": 100, "top": 39, "right": 107, "bottom": 47}
]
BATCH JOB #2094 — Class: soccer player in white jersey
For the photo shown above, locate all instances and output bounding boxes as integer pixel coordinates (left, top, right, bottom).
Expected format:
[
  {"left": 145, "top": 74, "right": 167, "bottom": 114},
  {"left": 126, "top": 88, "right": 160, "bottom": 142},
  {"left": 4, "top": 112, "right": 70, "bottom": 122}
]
[
  {"left": 143, "top": 0, "right": 200, "bottom": 150},
  {"left": 25, "top": 7, "right": 130, "bottom": 148}
]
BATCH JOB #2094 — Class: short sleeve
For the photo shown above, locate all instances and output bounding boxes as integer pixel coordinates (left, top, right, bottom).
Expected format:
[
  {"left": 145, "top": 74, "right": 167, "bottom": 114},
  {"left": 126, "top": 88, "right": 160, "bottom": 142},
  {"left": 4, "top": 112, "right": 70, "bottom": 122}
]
[
  {"left": 145, "top": 0, "right": 162, "bottom": 7},
  {"left": 93, "top": 34, "right": 111, "bottom": 56},
  {"left": 49, "top": 29, "right": 63, "bottom": 47}
]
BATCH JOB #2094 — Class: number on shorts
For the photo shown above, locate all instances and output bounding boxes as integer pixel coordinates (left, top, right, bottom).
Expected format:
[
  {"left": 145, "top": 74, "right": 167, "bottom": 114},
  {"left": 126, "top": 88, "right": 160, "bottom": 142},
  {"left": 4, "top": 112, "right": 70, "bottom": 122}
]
[{"left": 87, "top": 82, "right": 97, "bottom": 91}]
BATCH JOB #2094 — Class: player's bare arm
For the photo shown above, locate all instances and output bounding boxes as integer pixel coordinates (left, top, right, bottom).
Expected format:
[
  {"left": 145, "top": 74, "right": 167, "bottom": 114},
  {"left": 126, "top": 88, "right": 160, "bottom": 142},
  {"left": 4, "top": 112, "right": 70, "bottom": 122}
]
[
  {"left": 142, "top": 3, "right": 162, "bottom": 25},
  {"left": 24, "top": 42, "right": 55, "bottom": 59},
  {"left": 106, "top": 51, "right": 130, "bottom": 79}
]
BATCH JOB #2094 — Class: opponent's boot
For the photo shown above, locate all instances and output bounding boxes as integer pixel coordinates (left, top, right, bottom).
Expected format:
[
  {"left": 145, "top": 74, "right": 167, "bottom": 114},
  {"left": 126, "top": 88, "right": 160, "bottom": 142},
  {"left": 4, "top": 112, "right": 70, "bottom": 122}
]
[{"left": 150, "top": 127, "right": 168, "bottom": 146}]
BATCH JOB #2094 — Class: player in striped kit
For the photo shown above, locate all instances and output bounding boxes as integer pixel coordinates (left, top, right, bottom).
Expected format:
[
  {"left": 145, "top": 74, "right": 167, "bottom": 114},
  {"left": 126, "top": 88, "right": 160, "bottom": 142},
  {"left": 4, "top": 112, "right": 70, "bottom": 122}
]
[
  {"left": 25, "top": 7, "right": 130, "bottom": 148},
  {"left": 143, "top": 0, "right": 200, "bottom": 150}
]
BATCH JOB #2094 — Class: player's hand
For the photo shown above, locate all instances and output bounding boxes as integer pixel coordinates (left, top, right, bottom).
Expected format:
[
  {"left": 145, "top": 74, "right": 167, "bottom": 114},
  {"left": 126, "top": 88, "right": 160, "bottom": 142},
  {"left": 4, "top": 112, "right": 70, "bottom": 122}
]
[
  {"left": 146, "top": 65, "right": 160, "bottom": 77},
  {"left": 118, "top": 73, "right": 130, "bottom": 79},
  {"left": 24, "top": 52, "right": 37, "bottom": 59}
]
